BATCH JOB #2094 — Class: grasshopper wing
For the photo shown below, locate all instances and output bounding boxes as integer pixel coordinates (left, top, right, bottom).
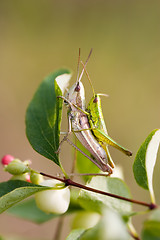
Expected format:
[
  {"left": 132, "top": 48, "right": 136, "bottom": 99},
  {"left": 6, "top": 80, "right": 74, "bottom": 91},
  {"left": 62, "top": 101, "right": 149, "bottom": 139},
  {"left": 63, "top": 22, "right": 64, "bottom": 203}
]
[{"left": 94, "top": 129, "right": 132, "bottom": 157}]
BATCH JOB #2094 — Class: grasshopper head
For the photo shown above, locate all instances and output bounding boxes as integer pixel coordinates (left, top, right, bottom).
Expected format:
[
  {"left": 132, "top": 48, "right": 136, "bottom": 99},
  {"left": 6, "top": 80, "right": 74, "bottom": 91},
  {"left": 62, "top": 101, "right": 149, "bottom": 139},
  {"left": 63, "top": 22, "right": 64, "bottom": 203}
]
[
  {"left": 88, "top": 93, "right": 109, "bottom": 112},
  {"left": 65, "top": 81, "right": 85, "bottom": 109},
  {"left": 88, "top": 94, "right": 101, "bottom": 110},
  {"left": 64, "top": 49, "right": 92, "bottom": 110}
]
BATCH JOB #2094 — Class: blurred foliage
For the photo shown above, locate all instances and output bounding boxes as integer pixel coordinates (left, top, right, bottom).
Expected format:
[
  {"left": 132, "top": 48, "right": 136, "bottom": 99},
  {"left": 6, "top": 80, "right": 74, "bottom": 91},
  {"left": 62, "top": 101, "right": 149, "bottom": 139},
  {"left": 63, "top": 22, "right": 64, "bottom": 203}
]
[{"left": 1, "top": 0, "right": 160, "bottom": 239}]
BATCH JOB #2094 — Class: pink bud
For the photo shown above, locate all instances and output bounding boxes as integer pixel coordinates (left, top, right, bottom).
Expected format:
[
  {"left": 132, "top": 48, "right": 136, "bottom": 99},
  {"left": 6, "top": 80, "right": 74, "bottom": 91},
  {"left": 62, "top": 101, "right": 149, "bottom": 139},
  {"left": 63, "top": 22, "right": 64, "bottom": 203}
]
[{"left": 1, "top": 155, "right": 14, "bottom": 166}]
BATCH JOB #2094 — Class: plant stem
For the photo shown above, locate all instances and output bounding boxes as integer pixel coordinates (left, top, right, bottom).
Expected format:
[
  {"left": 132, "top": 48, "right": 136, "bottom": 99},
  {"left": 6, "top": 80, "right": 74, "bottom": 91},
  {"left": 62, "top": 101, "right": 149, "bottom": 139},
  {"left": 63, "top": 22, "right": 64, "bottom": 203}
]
[
  {"left": 129, "top": 233, "right": 141, "bottom": 240},
  {"left": 127, "top": 222, "right": 140, "bottom": 240},
  {"left": 40, "top": 172, "right": 158, "bottom": 210},
  {"left": 53, "top": 216, "right": 64, "bottom": 240}
]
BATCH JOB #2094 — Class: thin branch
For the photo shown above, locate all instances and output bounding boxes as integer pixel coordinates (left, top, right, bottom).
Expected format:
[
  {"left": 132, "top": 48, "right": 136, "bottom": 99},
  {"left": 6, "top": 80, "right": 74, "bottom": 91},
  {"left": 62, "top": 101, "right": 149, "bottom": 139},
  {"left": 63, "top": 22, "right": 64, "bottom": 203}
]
[
  {"left": 40, "top": 172, "right": 157, "bottom": 210},
  {"left": 127, "top": 222, "right": 141, "bottom": 240},
  {"left": 129, "top": 230, "right": 141, "bottom": 240},
  {"left": 53, "top": 216, "right": 64, "bottom": 240}
]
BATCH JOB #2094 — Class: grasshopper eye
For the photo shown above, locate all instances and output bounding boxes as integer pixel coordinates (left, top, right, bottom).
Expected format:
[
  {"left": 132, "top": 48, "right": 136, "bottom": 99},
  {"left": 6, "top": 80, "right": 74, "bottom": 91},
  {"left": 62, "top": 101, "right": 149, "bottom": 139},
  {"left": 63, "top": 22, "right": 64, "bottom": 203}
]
[
  {"left": 75, "top": 83, "right": 80, "bottom": 92},
  {"left": 93, "top": 97, "right": 98, "bottom": 103}
]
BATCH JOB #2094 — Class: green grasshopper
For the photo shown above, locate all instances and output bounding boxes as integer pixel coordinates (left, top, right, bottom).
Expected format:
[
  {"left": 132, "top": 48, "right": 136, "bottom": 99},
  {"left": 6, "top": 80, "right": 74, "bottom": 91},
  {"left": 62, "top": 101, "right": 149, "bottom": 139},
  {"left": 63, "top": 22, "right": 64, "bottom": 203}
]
[
  {"left": 80, "top": 61, "right": 132, "bottom": 168},
  {"left": 57, "top": 49, "right": 113, "bottom": 174}
]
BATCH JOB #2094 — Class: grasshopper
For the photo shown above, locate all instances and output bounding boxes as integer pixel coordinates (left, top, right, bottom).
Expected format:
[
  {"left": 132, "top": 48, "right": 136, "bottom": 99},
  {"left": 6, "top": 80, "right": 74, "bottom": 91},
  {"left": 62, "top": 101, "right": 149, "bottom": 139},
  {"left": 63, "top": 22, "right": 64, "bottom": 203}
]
[
  {"left": 80, "top": 61, "right": 132, "bottom": 168},
  {"left": 58, "top": 49, "right": 113, "bottom": 173}
]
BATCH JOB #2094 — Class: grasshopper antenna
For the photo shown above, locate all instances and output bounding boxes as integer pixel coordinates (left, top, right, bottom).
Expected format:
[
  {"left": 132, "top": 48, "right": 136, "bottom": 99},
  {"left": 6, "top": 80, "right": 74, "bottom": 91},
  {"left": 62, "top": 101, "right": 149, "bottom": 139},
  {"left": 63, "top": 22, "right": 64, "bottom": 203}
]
[
  {"left": 97, "top": 93, "right": 109, "bottom": 98},
  {"left": 76, "top": 48, "right": 81, "bottom": 82},
  {"left": 81, "top": 60, "right": 95, "bottom": 96},
  {"left": 77, "top": 48, "right": 93, "bottom": 84},
  {"left": 81, "top": 61, "right": 109, "bottom": 99}
]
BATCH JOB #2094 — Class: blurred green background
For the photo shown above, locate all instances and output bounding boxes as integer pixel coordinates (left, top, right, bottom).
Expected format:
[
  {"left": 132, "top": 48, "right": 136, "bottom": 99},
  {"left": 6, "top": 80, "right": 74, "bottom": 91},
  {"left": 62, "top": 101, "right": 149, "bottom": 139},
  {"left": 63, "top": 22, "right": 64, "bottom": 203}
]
[{"left": 1, "top": 0, "right": 160, "bottom": 239}]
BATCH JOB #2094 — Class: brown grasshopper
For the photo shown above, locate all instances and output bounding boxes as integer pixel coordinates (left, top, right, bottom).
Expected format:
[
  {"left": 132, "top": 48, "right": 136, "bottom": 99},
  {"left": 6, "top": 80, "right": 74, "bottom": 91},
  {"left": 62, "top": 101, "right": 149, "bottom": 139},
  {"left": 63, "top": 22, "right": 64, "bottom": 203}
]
[{"left": 57, "top": 49, "right": 113, "bottom": 173}]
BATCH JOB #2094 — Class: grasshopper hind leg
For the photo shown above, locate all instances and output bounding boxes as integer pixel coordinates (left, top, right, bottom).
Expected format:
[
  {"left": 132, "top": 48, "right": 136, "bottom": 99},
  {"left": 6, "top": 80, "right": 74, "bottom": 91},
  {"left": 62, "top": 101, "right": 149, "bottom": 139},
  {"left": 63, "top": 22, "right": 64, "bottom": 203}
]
[
  {"left": 106, "top": 146, "right": 115, "bottom": 169},
  {"left": 101, "top": 142, "right": 115, "bottom": 169}
]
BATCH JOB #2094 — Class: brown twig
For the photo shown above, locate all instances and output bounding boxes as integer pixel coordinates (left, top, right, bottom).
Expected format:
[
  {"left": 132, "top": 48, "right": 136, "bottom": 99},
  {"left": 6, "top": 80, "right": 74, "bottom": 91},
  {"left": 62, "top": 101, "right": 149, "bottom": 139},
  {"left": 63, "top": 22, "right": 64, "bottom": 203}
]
[
  {"left": 40, "top": 172, "right": 158, "bottom": 210},
  {"left": 53, "top": 216, "right": 64, "bottom": 240},
  {"left": 129, "top": 230, "right": 141, "bottom": 240}
]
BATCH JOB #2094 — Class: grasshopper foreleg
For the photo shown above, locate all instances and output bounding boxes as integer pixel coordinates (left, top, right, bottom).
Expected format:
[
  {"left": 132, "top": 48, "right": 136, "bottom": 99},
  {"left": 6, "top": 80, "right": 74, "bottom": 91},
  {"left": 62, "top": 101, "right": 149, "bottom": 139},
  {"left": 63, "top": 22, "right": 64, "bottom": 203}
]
[
  {"left": 57, "top": 96, "right": 89, "bottom": 116},
  {"left": 55, "top": 115, "right": 72, "bottom": 154}
]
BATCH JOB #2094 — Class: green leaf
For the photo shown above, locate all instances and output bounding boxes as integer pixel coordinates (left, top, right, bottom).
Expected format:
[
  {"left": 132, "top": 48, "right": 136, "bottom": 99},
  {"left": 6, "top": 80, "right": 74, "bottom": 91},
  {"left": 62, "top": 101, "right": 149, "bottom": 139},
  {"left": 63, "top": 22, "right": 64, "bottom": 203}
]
[
  {"left": 66, "top": 229, "right": 87, "bottom": 240},
  {"left": 7, "top": 198, "right": 57, "bottom": 223},
  {"left": 26, "top": 69, "right": 71, "bottom": 166},
  {"left": 69, "top": 189, "right": 84, "bottom": 212},
  {"left": 67, "top": 209, "right": 130, "bottom": 240},
  {"left": 78, "top": 176, "right": 132, "bottom": 215},
  {"left": 81, "top": 209, "right": 130, "bottom": 240},
  {"left": 7, "top": 189, "right": 83, "bottom": 223},
  {"left": 149, "top": 208, "right": 160, "bottom": 221},
  {"left": 0, "top": 180, "right": 52, "bottom": 213},
  {"left": 76, "top": 140, "right": 101, "bottom": 182},
  {"left": 133, "top": 129, "right": 160, "bottom": 203},
  {"left": 142, "top": 209, "right": 160, "bottom": 240}
]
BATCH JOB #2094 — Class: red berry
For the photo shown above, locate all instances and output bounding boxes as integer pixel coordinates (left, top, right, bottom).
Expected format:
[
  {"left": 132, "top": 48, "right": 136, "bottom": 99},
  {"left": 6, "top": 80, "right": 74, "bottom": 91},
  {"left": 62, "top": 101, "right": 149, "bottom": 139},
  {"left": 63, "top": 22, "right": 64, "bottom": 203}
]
[{"left": 1, "top": 155, "right": 14, "bottom": 166}]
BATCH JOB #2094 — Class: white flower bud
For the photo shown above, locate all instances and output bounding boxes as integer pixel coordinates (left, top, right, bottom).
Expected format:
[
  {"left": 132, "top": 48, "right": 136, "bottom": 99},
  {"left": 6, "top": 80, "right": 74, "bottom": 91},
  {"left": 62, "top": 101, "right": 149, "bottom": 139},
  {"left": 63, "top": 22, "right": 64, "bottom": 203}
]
[{"left": 35, "top": 179, "right": 70, "bottom": 214}]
